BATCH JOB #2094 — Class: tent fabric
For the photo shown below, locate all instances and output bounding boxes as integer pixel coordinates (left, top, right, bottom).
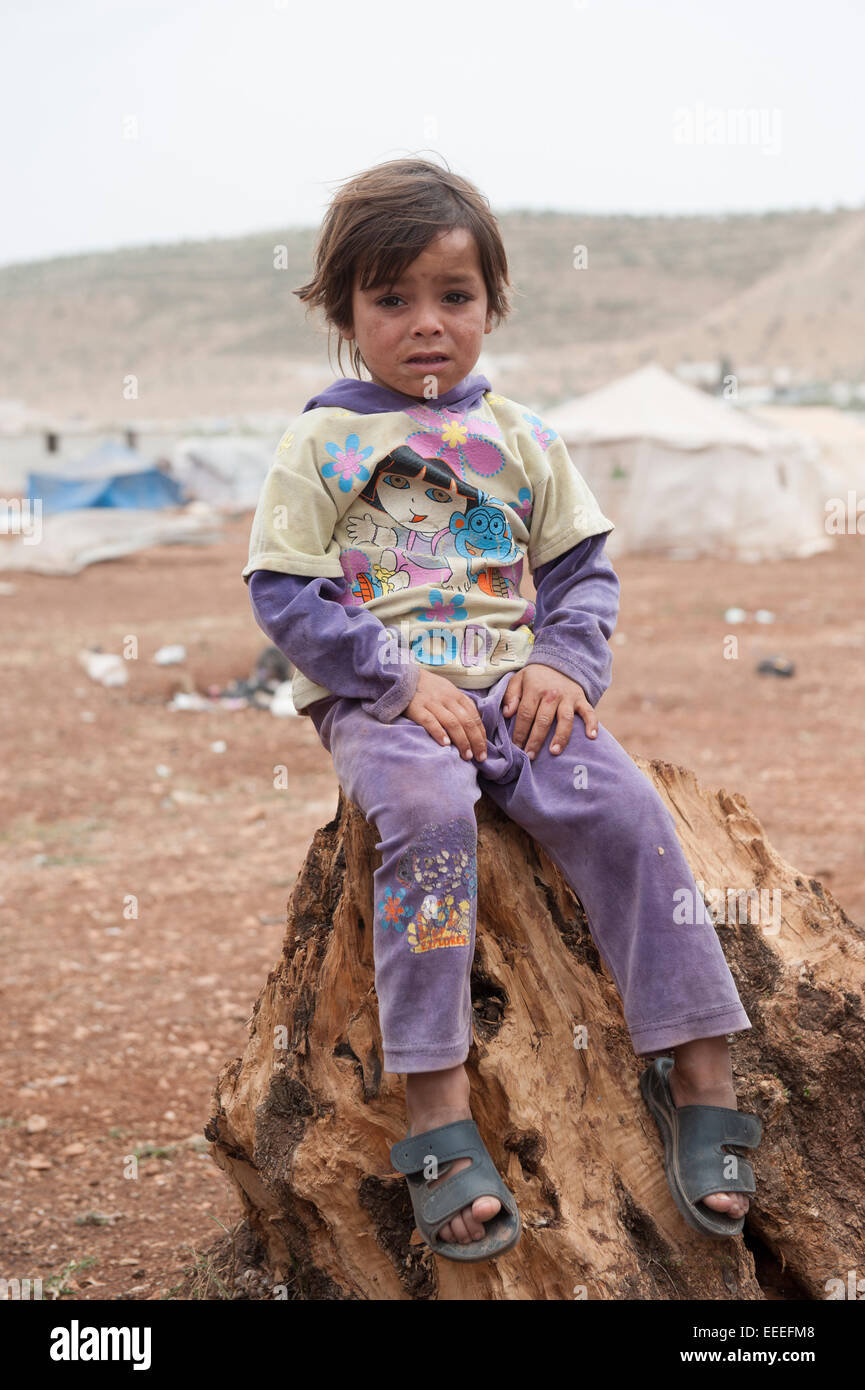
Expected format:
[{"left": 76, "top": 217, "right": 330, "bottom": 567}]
[
  {"left": 165, "top": 437, "right": 271, "bottom": 511},
  {"left": 545, "top": 364, "right": 835, "bottom": 562},
  {"left": 546, "top": 363, "right": 778, "bottom": 451},
  {"left": 0, "top": 508, "right": 222, "bottom": 576},
  {"left": 27, "top": 467, "right": 185, "bottom": 513},
  {"left": 62, "top": 440, "right": 155, "bottom": 478},
  {"left": 752, "top": 405, "right": 865, "bottom": 494},
  {"left": 26, "top": 439, "right": 185, "bottom": 513}
]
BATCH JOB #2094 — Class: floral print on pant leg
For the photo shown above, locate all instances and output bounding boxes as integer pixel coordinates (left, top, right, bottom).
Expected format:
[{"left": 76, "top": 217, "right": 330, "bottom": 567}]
[{"left": 377, "top": 817, "right": 477, "bottom": 954}]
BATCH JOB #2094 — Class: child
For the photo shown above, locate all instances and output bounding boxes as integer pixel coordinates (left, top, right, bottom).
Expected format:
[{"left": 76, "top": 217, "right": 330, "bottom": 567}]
[{"left": 242, "top": 157, "right": 762, "bottom": 1262}]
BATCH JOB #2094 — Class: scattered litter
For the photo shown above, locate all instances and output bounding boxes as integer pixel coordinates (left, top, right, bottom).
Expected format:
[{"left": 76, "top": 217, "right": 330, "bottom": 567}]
[
  {"left": 78, "top": 648, "right": 128, "bottom": 687},
  {"left": 154, "top": 644, "right": 186, "bottom": 666},
  {"left": 167, "top": 788, "right": 209, "bottom": 806},
  {"left": 725, "top": 607, "right": 778, "bottom": 625},
  {"left": 210, "top": 740, "right": 227, "bottom": 753},
  {"left": 167, "top": 692, "right": 212, "bottom": 712},
  {"left": 155, "top": 764, "right": 171, "bottom": 778},
  {"left": 165, "top": 645, "right": 294, "bottom": 713},
  {"left": 757, "top": 656, "right": 795, "bottom": 678}
]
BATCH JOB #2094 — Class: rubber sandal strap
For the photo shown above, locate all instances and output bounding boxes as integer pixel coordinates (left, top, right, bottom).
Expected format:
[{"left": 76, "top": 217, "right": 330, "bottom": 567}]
[
  {"left": 390, "top": 1118, "right": 486, "bottom": 1176},
  {"left": 675, "top": 1107, "right": 760, "bottom": 1205},
  {"left": 390, "top": 1119, "right": 518, "bottom": 1243}
]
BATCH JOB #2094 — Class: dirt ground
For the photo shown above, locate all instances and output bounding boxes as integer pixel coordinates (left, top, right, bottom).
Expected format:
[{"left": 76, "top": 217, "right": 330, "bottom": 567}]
[{"left": 1, "top": 516, "right": 862, "bottom": 1301}]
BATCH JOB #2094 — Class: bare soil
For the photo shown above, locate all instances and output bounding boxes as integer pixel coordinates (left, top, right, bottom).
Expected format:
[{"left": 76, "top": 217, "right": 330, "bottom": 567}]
[{"left": 0, "top": 517, "right": 861, "bottom": 1300}]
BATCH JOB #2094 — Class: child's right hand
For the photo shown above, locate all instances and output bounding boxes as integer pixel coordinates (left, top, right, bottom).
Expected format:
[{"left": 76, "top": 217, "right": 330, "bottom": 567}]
[{"left": 405, "top": 669, "right": 488, "bottom": 762}]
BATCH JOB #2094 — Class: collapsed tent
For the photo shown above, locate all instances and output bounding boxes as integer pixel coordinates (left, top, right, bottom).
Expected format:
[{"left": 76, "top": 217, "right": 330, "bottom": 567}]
[
  {"left": 546, "top": 364, "right": 835, "bottom": 562},
  {"left": 165, "top": 436, "right": 271, "bottom": 511},
  {"left": 0, "top": 508, "right": 223, "bottom": 577},
  {"left": 26, "top": 441, "right": 184, "bottom": 513}
]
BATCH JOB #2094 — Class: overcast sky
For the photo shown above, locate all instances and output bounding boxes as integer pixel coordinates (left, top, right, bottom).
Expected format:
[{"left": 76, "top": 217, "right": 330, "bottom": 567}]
[{"left": 2, "top": 0, "right": 863, "bottom": 267}]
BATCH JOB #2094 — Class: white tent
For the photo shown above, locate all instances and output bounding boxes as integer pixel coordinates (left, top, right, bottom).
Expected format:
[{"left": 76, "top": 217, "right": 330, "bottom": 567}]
[
  {"left": 751, "top": 404, "right": 865, "bottom": 496},
  {"left": 166, "top": 436, "right": 272, "bottom": 511},
  {"left": 546, "top": 364, "right": 835, "bottom": 562}
]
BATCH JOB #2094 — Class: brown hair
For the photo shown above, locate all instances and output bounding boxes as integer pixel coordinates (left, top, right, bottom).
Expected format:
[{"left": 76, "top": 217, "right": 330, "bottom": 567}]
[{"left": 294, "top": 156, "right": 512, "bottom": 377}]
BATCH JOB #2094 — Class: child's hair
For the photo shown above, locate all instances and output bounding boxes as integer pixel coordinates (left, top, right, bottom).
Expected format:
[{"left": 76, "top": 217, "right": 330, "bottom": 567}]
[{"left": 294, "top": 156, "right": 512, "bottom": 378}]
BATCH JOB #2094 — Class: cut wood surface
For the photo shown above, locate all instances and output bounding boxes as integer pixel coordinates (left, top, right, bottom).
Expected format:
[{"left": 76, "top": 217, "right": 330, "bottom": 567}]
[{"left": 207, "top": 755, "right": 865, "bottom": 1300}]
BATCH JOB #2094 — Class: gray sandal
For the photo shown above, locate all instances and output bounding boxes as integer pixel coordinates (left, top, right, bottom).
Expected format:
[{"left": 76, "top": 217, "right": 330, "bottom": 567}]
[
  {"left": 639, "top": 1055, "right": 762, "bottom": 1238},
  {"left": 390, "top": 1118, "right": 522, "bottom": 1262}
]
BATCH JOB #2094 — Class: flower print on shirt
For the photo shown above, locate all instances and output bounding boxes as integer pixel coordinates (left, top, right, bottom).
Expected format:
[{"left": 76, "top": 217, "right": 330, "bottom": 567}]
[
  {"left": 404, "top": 404, "right": 508, "bottom": 482},
  {"left": 513, "top": 487, "right": 533, "bottom": 526},
  {"left": 522, "top": 412, "right": 557, "bottom": 452},
  {"left": 415, "top": 590, "right": 469, "bottom": 624},
  {"left": 321, "top": 433, "right": 375, "bottom": 492}
]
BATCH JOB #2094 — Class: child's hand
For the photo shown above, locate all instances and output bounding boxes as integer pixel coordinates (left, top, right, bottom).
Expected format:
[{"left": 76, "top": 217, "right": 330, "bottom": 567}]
[
  {"left": 503, "top": 664, "right": 598, "bottom": 759},
  {"left": 405, "top": 669, "right": 488, "bottom": 762}
]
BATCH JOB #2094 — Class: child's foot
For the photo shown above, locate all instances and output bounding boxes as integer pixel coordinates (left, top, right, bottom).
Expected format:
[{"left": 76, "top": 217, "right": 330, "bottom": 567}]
[
  {"left": 667, "top": 1038, "right": 750, "bottom": 1220},
  {"left": 404, "top": 1065, "right": 502, "bottom": 1246}
]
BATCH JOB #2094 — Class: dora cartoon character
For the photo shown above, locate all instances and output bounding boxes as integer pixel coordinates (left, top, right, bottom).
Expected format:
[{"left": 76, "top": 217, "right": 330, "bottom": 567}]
[{"left": 342, "top": 445, "right": 522, "bottom": 601}]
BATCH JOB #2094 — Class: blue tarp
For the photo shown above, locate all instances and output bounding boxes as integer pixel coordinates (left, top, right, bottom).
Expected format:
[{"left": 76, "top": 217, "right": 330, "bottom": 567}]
[{"left": 27, "top": 442, "right": 186, "bottom": 513}]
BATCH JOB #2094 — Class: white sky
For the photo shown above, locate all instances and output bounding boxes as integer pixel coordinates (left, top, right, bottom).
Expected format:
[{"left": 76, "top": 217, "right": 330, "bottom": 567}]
[{"left": 2, "top": 0, "right": 863, "bottom": 267}]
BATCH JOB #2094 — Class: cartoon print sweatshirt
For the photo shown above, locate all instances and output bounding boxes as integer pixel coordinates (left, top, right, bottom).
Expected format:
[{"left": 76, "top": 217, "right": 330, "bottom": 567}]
[{"left": 242, "top": 373, "right": 618, "bottom": 717}]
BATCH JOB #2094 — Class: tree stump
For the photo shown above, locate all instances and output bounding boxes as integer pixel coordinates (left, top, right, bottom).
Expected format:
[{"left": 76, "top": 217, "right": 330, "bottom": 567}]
[{"left": 206, "top": 755, "right": 865, "bottom": 1300}]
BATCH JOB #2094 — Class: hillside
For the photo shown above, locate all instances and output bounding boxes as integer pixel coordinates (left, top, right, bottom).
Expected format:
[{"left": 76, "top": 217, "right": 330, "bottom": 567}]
[{"left": 1, "top": 206, "right": 862, "bottom": 422}]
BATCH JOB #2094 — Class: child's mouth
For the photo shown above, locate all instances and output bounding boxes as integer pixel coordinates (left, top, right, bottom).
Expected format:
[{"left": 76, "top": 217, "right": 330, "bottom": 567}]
[{"left": 405, "top": 354, "right": 450, "bottom": 368}]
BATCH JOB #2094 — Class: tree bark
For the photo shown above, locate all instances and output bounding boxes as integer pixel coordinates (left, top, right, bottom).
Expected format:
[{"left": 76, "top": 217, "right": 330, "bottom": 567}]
[{"left": 206, "top": 755, "right": 865, "bottom": 1301}]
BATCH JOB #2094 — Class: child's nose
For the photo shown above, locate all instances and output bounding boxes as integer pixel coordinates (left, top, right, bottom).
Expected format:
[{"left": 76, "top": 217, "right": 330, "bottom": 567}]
[{"left": 410, "top": 302, "right": 444, "bottom": 337}]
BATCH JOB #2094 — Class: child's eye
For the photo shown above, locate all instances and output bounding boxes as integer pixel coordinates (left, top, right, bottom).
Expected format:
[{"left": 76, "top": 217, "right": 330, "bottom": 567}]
[
  {"left": 443, "top": 292, "right": 470, "bottom": 304},
  {"left": 375, "top": 295, "right": 404, "bottom": 308}
]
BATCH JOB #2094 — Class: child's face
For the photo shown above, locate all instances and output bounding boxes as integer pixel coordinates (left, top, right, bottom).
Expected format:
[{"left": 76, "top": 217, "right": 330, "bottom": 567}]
[{"left": 342, "top": 227, "right": 493, "bottom": 399}]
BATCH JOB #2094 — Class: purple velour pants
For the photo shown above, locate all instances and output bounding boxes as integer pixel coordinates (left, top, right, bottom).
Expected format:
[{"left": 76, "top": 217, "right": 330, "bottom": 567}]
[{"left": 307, "top": 671, "right": 751, "bottom": 1074}]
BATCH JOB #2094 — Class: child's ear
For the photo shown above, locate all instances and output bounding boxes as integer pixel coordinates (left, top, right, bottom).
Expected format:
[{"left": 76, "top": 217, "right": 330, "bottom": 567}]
[{"left": 484, "top": 308, "right": 494, "bottom": 334}]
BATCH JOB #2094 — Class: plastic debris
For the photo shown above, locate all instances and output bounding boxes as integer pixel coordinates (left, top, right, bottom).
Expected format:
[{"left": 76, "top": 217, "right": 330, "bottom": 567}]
[
  {"left": 167, "top": 691, "right": 212, "bottom": 712},
  {"left": 723, "top": 607, "right": 747, "bottom": 624},
  {"left": 754, "top": 609, "right": 776, "bottom": 624},
  {"left": 210, "top": 740, "right": 227, "bottom": 753},
  {"left": 165, "top": 644, "right": 294, "bottom": 712},
  {"left": 756, "top": 656, "right": 795, "bottom": 678},
  {"left": 154, "top": 644, "right": 187, "bottom": 665},
  {"left": 78, "top": 648, "right": 128, "bottom": 687}
]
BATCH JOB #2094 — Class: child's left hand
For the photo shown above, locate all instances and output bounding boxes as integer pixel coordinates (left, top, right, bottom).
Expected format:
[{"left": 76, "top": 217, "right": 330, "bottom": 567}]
[{"left": 502, "top": 664, "right": 598, "bottom": 759}]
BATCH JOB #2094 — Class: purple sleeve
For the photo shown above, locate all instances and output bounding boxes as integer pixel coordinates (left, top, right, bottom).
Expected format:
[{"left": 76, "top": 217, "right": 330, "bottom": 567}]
[
  {"left": 525, "top": 533, "right": 620, "bottom": 706},
  {"left": 247, "top": 569, "right": 420, "bottom": 722}
]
